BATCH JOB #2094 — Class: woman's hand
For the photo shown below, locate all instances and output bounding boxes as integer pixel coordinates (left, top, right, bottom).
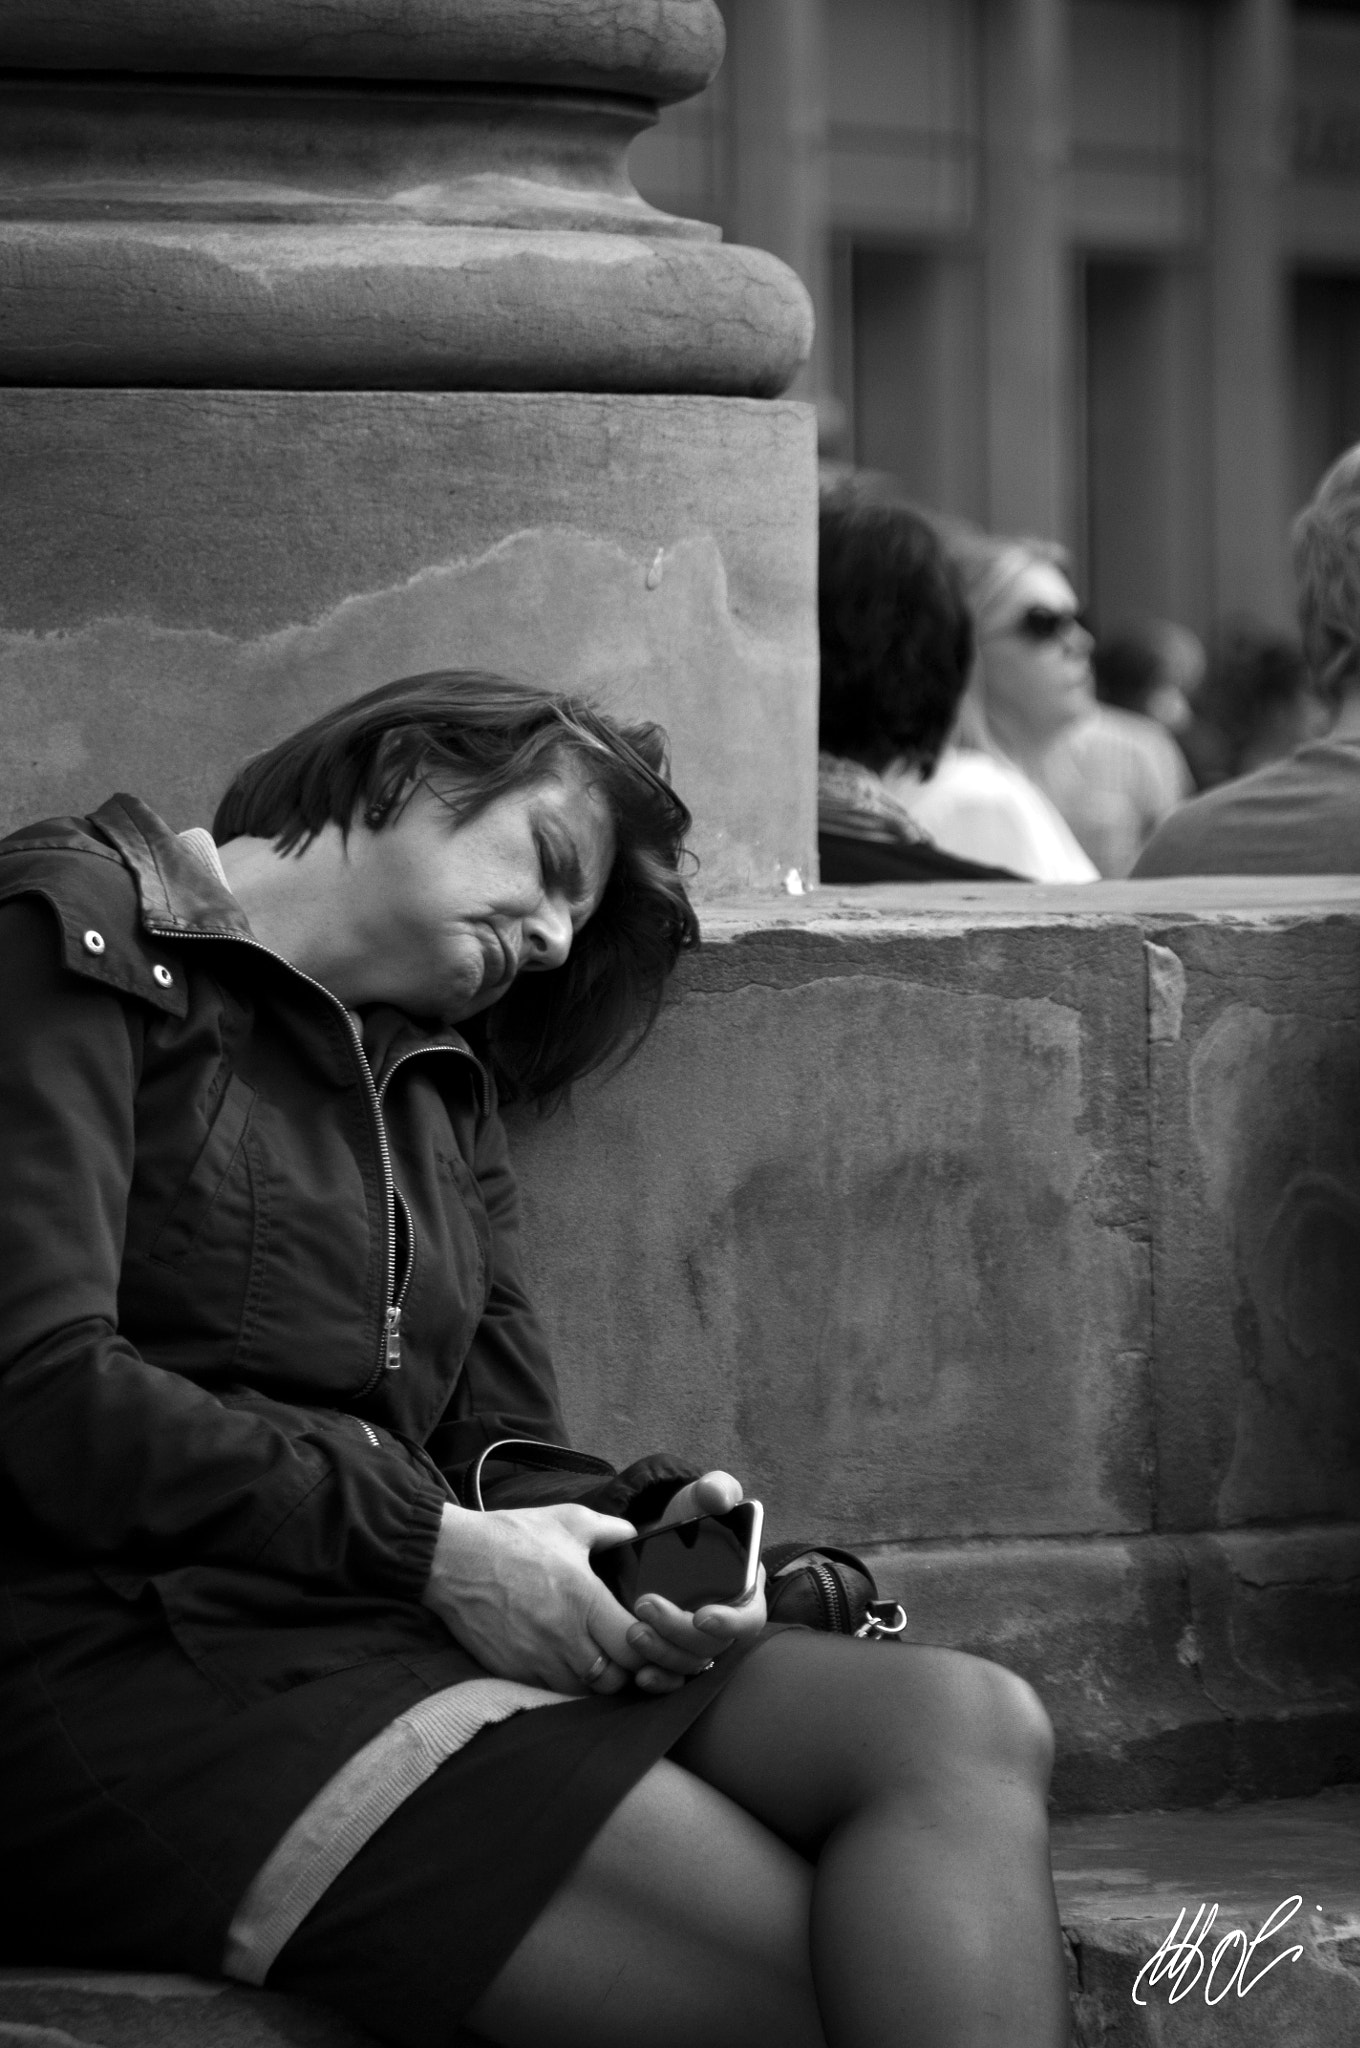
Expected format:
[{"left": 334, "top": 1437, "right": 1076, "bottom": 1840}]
[
  {"left": 421, "top": 1500, "right": 648, "bottom": 1696},
  {"left": 620, "top": 1468, "right": 768, "bottom": 1690}
]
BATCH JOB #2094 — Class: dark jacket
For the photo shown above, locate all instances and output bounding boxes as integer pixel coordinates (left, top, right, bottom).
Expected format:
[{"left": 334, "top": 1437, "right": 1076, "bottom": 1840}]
[
  {"left": 818, "top": 829, "right": 1020, "bottom": 885},
  {"left": 0, "top": 796, "right": 688, "bottom": 1969}
]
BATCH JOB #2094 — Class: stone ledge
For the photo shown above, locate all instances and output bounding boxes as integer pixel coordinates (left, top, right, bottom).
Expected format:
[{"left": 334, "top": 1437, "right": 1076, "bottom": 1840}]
[
  {"left": 5, "top": 1793, "right": 1356, "bottom": 2046},
  {"left": 1055, "top": 1788, "right": 1360, "bottom": 2045},
  {"left": 0, "top": 0, "right": 727, "bottom": 102},
  {"left": 0, "top": 225, "right": 812, "bottom": 395},
  {"left": 866, "top": 1526, "right": 1360, "bottom": 1814},
  {"left": 0, "top": 1970, "right": 380, "bottom": 2047}
]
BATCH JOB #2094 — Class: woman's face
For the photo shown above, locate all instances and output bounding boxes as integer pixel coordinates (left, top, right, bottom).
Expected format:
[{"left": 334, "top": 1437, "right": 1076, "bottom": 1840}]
[
  {"left": 980, "top": 561, "right": 1095, "bottom": 745},
  {"left": 336, "top": 761, "right": 616, "bottom": 1024}
]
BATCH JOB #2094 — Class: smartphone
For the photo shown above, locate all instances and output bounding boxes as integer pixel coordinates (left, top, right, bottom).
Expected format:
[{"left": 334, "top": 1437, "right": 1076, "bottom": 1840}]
[{"left": 592, "top": 1500, "right": 764, "bottom": 1613}]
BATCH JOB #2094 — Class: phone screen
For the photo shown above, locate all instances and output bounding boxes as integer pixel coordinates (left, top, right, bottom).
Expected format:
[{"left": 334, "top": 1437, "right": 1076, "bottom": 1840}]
[{"left": 593, "top": 1500, "right": 763, "bottom": 1612}]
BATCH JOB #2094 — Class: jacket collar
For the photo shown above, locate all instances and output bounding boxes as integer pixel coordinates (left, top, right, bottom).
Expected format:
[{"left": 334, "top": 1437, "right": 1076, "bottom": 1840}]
[
  {"left": 90, "top": 795, "right": 489, "bottom": 1100},
  {"left": 91, "top": 793, "right": 254, "bottom": 938}
]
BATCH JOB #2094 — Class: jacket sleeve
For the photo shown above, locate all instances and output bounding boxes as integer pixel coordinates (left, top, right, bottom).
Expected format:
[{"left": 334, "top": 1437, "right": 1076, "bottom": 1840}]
[
  {"left": 424, "top": 1089, "right": 700, "bottom": 1519},
  {"left": 0, "top": 899, "right": 444, "bottom": 1600}
]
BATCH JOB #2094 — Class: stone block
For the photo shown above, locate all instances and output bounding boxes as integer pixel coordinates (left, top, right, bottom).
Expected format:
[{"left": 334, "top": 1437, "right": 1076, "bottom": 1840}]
[
  {"left": 1054, "top": 1790, "right": 1360, "bottom": 2046},
  {"left": 511, "top": 899, "right": 1154, "bottom": 1545},
  {"left": 1143, "top": 911, "right": 1360, "bottom": 1531},
  {"left": 0, "top": 1971, "right": 379, "bottom": 2047},
  {"left": 862, "top": 1525, "right": 1360, "bottom": 1812},
  {"left": 0, "top": 389, "right": 816, "bottom": 896},
  {"left": 504, "top": 884, "right": 1360, "bottom": 1547}
]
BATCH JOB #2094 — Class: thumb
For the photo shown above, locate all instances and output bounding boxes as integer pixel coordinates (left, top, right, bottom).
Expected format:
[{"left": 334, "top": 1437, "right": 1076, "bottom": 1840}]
[{"left": 569, "top": 1509, "right": 638, "bottom": 1553}]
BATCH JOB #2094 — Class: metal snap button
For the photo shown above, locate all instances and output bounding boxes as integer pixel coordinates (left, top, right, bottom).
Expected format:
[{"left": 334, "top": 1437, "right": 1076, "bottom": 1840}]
[
  {"left": 152, "top": 964, "right": 173, "bottom": 988},
  {"left": 82, "top": 929, "right": 106, "bottom": 955}
]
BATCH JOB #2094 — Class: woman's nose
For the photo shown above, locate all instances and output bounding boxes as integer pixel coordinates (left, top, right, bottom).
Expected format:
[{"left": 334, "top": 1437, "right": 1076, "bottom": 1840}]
[{"left": 524, "top": 892, "right": 574, "bottom": 970}]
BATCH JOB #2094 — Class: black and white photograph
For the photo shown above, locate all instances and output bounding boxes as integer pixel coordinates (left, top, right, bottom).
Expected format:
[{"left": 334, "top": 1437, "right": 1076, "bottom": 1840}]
[{"left": 1, "top": 4, "right": 1358, "bottom": 2044}]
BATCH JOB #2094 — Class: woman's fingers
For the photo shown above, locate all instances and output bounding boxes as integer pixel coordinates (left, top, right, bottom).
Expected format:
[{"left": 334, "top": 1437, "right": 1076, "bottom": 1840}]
[
  {"left": 633, "top": 1570, "right": 768, "bottom": 1662},
  {"left": 653, "top": 1469, "right": 744, "bottom": 1528}
]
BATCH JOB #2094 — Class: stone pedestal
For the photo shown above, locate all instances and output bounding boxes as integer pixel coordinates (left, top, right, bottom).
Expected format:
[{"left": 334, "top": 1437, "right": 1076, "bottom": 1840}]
[{"left": 0, "top": 0, "right": 816, "bottom": 892}]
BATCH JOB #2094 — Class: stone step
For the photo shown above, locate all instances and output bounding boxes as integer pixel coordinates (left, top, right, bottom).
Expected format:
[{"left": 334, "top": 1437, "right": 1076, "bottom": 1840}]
[
  {"left": 1055, "top": 1787, "right": 1360, "bottom": 2044},
  {"left": 4, "top": 1790, "right": 1356, "bottom": 2046}
]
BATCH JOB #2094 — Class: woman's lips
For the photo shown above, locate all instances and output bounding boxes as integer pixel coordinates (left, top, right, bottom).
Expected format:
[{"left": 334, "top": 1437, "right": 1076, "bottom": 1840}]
[{"left": 479, "top": 929, "right": 515, "bottom": 991}]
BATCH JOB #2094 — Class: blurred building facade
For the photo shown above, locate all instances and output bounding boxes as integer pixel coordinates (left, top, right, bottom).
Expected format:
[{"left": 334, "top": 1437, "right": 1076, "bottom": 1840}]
[{"left": 631, "top": 0, "right": 1360, "bottom": 635}]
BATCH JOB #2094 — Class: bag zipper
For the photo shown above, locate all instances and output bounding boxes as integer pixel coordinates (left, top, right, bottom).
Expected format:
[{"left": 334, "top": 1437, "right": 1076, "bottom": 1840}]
[
  {"left": 811, "top": 1558, "right": 854, "bottom": 1634},
  {"left": 148, "top": 923, "right": 478, "bottom": 1400}
]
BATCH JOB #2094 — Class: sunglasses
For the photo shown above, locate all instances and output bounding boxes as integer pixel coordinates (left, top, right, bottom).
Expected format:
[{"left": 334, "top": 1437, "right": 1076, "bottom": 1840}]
[{"left": 1007, "top": 605, "right": 1088, "bottom": 645}]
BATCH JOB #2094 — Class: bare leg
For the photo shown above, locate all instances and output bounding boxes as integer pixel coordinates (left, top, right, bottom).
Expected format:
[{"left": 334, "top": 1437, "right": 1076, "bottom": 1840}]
[
  {"left": 469, "top": 1633, "right": 1069, "bottom": 2048},
  {"left": 674, "top": 1632, "right": 1070, "bottom": 2048},
  {"left": 465, "top": 1754, "right": 825, "bottom": 2048}
]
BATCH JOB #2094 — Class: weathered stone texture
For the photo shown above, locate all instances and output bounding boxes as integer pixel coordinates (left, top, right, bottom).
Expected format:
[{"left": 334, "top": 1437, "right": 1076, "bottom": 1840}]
[
  {"left": 0, "top": 0, "right": 727, "bottom": 99},
  {"left": 1055, "top": 1790, "right": 1360, "bottom": 2046},
  {"left": 0, "top": 390, "right": 817, "bottom": 897},
  {"left": 511, "top": 914, "right": 1152, "bottom": 1545},
  {"left": 864, "top": 1526, "right": 1360, "bottom": 1811},
  {"left": 504, "top": 883, "right": 1360, "bottom": 1804},
  {"left": 0, "top": 218, "right": 811, "bottom": 393},
  {"left": 511, "top": 889, "right": 1360, "bottom": 1551},
  {"left": 0, "top": 1971, "right": 380, "bottom": 2046},
  {"left": 1145, "top": 915, "right": 1360, "bottom": 1532}
]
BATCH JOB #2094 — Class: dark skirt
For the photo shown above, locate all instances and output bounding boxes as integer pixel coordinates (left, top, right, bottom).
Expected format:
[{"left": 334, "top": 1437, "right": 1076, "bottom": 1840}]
[
  {"left": 1, "top": 1555, "right": 752, "bottom": 2013},
  {"left": 267, "top": 1655, "right": 751, "bottom": 2048}
]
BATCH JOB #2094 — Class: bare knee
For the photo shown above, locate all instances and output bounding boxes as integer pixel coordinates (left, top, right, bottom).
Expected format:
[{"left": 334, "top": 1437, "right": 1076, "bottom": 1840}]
[
  {"left": 828, "top": 1644, "right": 1054, "bottom": 1805},
  {"left": 913, "top": 1651, "right": 1056, "bottom": 1798},
  {"left": 959, "top": 1655, "right": 1053, "bottom": 1783}
]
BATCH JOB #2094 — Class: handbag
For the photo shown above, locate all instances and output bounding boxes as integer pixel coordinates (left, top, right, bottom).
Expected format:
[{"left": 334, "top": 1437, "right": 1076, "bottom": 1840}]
[{"left": 762, "top": 1540, "right": 908, "bottom": 1641}]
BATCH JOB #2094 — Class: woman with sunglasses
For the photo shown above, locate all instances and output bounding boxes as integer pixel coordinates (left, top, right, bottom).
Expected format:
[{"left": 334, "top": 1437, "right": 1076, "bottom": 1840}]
[{"left": 887, "top": 531, "right": 1100, "bottom": 882}]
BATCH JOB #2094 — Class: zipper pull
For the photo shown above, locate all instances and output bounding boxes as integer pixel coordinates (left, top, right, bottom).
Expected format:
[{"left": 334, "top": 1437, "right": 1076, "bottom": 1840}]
[{"left": 383, "top": 1306, "right": 402, "bottom": 1370}]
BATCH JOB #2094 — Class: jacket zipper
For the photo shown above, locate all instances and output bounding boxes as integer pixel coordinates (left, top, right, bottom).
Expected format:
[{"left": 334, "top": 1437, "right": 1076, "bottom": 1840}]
[{"left": 148, "top": 924, "right": 478, "bottom": 1400}]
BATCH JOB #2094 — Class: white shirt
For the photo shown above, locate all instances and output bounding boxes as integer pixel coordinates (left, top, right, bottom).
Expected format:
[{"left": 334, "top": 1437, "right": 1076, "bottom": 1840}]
[{"left": 885, "top": 749, "right": 1099, "bottom": 883}]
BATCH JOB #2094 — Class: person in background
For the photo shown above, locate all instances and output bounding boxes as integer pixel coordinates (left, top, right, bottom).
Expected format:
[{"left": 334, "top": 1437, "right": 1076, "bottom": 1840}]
[
  {"left": 1094, "top": 618, "right": 1206, "bottom": 738},
  {"left": 885, "top": 527, "right": 1099, "bottom": 882},
  {"left": 817, "top": 490, "right": 1019, "bottom": 883},
  {"left": 1133, "top": 444, "right": 1360, "bottom": 875},
  {"left": 1176, "top": 618, "right": 1327, "bottom": 793},
  {"left": 1037, "top": 620, "right": 1196, "bottom": 876}
]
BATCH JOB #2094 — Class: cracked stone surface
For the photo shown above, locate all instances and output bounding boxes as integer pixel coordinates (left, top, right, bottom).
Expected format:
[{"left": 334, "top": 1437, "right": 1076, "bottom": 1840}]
[
  {"left": 1055, "top": 1789, "right": 1360, "bottom": 2044},
  {"left": 0, "top": 389, "right": 818, "bottom": 896}
]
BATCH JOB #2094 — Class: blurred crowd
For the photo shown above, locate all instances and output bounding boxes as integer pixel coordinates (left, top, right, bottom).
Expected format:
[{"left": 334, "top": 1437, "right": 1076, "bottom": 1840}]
[{"left": 817, "top": 447, "right": 1360, "bottom": 884}]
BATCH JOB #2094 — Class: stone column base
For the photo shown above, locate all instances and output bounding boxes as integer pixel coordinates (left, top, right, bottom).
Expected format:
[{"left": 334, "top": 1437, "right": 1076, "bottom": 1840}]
[{"left": 0, "top": 389, "right": 817, "bottom": 896}]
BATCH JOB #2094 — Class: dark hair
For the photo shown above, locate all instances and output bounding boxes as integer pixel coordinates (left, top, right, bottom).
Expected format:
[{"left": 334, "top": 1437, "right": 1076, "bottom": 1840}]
[
  {"left": 817, "top": 491, "right": 975, "bottom": 776},
  {"left": 212, "top": 671, "right": 699, "bottom": 1103},
  {"left": 1199, "top": 619, "right": 1308, "bottom": 742}
]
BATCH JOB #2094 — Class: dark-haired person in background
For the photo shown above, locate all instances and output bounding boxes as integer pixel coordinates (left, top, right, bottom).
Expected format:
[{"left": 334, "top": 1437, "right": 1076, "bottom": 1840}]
[
  {"left": 817, "top": 491, "right": 1019, "bottom": 883},
  {"left": 1173, "top": 619, "right": 1324, "bottom": 795},
  {"left": 1134, "top": 447, "right": 1360, "bottom": 875},
  {"left": 0, "top": 671, "right": 1072, "bottom": 2048}
]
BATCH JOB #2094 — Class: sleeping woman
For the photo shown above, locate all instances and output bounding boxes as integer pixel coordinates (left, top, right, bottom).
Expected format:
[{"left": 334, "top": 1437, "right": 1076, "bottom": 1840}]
[{"left": 0, "top": 671, "right": 1070, "bottom": 2048}]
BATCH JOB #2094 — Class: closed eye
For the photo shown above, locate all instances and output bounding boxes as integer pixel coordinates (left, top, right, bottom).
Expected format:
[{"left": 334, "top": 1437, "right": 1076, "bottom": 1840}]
[{"left": 536, "top": 825, "right": 586, "bottom": 907}]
